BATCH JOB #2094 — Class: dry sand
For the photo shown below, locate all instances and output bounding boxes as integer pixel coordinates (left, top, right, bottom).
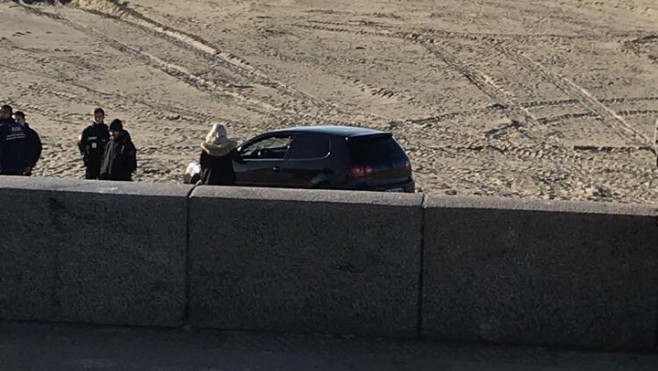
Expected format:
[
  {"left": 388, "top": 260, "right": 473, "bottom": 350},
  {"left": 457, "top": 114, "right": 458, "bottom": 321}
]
[{"left": 1, "top": 0, "right": 657, "bottom": 204}]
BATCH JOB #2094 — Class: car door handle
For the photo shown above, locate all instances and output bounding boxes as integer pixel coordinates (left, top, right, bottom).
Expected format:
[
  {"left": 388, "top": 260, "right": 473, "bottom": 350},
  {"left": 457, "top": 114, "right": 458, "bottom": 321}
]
[{"left": 272, "top": 166, "right": 281, "bottom": 172}]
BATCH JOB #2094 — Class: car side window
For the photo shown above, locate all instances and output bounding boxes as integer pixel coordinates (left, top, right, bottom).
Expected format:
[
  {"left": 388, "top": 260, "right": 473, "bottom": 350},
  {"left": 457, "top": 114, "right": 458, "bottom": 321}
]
[
  {"left": 288, "top": 135, "right": 331, "bottom": 160},
  {"left": 240, "top": 135, "right": 292, "bottom": 160}
]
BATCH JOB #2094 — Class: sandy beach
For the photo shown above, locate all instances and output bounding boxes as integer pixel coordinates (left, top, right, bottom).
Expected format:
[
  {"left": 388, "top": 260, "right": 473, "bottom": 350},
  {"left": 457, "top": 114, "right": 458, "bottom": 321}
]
[{"left": 1, "top": 0, "right": 656, "bottom": 204}]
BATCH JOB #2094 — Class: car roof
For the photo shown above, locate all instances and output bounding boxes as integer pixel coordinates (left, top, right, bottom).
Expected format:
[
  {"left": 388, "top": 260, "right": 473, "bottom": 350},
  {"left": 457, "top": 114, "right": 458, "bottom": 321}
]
[{"left": 269, "top": 125, "right": 388, "bottom": 138}]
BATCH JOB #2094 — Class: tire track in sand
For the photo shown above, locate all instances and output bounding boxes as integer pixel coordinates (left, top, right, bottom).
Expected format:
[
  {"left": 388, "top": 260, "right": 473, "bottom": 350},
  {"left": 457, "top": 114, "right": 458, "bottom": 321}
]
[
  {"left": 74, "top": 0, "right": 375, "bottom": 120},
  {"left": 520, "top": 96, "right": 658, "bottom": 108},
  {"left": 537, "top": 109, "right": 658, "bottom": 124},
  {"left": 288, "top": 22, "right": 538, "bottom": 125},
  {"left": 15, "top": 3, "right": 299, "bottom": 121},
  {"left": 497, "top": 45, "right": 651, "bottom": 146},
  {"left": 291, "top": 21, "right": 658, "bottom": 130},
  {"left": 419, "top": 37, "right": 537, "bottom": 124},
  {"left": 0, "top": 60, "right": 218, "bottom": 123}
]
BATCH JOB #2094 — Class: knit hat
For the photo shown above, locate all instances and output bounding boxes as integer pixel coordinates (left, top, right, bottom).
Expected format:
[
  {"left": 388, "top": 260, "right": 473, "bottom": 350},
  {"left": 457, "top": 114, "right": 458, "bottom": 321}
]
[
  {"left": 109, "top": 119, "right": 123, "bottom": 131},
  {"left": 201, "top": 122, "right": 237, "bottom": 157}
]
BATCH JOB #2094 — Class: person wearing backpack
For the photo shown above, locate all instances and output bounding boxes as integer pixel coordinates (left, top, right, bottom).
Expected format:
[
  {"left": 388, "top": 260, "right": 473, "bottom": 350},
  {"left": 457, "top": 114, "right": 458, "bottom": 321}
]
[{"left": 99, "top": 119, "right": 137, "bottom": 181}]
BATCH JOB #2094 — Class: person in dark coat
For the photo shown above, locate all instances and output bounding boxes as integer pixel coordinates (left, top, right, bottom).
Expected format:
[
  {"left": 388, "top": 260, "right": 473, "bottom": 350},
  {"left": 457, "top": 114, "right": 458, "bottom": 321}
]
[
  {"left": 78, "top": 107, "right": 110, "bottom": 179},
  {"left": 0, "top": 105, "right": 30, "bottom": 176},
  {"left": 99, "top": 119, "right": 137, "bottom": 181},
  {"left": 13, "top": 111, "right": 42, "bottom": 176},
  {"left": 198, "top": 122, "right": 237, "bottom": 185}
]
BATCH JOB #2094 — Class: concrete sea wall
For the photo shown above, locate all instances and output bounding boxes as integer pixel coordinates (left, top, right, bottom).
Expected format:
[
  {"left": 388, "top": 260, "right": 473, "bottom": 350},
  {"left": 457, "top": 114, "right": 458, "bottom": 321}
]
[{"left": 0, "top": 177, "right": 656, "bottom": 351}]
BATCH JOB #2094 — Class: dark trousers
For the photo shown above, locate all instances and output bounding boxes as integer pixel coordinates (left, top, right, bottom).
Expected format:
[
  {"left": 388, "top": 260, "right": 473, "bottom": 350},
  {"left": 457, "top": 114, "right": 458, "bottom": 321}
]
[{"left": 84, "top": 164, "right": 101, "bottom": 180}]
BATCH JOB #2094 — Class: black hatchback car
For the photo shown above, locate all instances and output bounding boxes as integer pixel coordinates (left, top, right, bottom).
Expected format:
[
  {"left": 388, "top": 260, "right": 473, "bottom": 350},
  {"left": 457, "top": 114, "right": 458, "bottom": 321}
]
[{"left": 185, "top": 125, "right": 415, "bottom": 193}]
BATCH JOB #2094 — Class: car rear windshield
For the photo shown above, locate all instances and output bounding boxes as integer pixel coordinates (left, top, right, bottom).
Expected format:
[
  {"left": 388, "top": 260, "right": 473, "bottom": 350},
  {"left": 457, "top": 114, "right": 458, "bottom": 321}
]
[{"left": 348, "top": 135, "right": 407, "bottom": 164}]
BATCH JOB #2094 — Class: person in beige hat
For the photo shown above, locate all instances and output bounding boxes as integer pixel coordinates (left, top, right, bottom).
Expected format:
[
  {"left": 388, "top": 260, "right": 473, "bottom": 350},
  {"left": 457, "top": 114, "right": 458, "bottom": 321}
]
[{"left": 198, "top": 122, "right": 238, "bottom": 185}]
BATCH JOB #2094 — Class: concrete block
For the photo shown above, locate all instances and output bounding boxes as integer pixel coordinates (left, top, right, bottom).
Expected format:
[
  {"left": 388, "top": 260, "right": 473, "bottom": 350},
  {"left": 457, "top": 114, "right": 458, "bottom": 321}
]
[
  {"left": 189, "top": 187, "right": 423, "bottom": 337},
  {"left": 422, "top": 195, "right": 658, "bottom": 351},
  {"left": 0, "top": 177, "right": 190, "bottom": 326}
]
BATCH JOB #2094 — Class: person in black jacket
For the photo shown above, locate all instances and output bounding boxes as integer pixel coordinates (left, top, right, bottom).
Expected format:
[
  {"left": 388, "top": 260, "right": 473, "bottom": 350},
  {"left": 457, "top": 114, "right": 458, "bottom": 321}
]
[
  {"left": 199, "top": 122, "right": 237, "bottom": 185},
  {"left": 99, "top": 119, "right": 137, "bottom": 181},
  {"left": 13, "top": 111, "right": 42, "bottom": 176},
  {"left": 0, "top": 105, "right": 30, "bottom": 176},
  {"left": 78, "top": 107, "right": 110, "bottom": 179}
]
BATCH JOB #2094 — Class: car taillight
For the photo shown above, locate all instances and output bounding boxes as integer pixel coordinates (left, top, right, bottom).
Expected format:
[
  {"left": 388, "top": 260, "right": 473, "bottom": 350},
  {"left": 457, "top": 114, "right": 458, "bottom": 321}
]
[{"left": 349, "top": 165, "right": 373, "bottom": 179}]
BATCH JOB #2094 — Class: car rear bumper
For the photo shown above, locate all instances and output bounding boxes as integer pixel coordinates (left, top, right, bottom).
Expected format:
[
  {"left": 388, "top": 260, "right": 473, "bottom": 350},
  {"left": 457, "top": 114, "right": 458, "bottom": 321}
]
[{"left": 344, "top": 178, "right": 415, "bottom": 193}]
